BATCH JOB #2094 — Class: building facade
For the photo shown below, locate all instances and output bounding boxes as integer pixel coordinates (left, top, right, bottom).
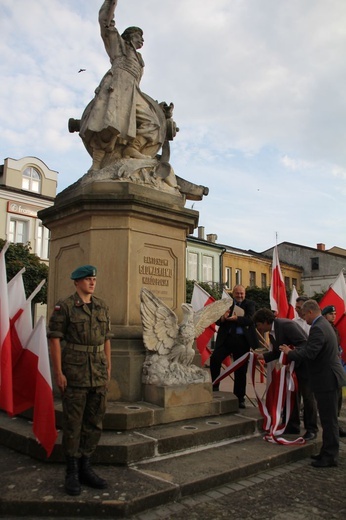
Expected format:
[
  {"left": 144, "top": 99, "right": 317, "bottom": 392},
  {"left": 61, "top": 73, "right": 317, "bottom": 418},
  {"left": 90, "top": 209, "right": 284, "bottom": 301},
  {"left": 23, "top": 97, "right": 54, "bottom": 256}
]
[
  {"left": 0, "top": 156, "right": 57, "bottom": 258},
  {"left": 0, "top": 156, "right": 58, "bottom": 318},
  {"left": 262, "top": 242, "right": 346, "bottom": 296}
]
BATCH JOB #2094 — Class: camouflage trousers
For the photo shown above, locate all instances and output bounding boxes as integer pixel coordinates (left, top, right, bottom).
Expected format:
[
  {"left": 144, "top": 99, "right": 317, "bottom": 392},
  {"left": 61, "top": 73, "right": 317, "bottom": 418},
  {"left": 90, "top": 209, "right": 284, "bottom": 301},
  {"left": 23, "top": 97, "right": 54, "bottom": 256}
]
[{"left": 62, "top": 385, "right": 107, "bottom": 458}]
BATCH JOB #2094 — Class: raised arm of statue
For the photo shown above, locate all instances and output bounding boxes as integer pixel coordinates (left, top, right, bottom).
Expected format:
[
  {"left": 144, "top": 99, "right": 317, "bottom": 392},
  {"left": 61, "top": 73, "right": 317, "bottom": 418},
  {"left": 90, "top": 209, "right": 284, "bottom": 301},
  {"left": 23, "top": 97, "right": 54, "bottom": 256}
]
[{"left": 99, "top": 0, "right": 118, "bottom": 37}]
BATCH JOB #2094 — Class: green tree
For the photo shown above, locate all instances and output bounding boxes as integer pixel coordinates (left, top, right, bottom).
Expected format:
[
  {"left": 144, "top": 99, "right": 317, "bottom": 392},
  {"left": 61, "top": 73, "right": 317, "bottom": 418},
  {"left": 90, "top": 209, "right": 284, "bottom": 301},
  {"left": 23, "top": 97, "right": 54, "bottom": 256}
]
[
  {"left": 245, "top": 286, "right": 271, "bottom": 310},
  {"left": 0, "top": 239, "right": 48, "bottom": 305}
]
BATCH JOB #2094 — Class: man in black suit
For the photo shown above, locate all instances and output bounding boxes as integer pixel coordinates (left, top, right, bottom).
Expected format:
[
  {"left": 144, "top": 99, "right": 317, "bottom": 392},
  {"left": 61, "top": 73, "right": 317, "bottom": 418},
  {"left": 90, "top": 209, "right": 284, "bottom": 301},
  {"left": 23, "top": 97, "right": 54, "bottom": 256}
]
[
  {"left": 210, "top": 285, "right": 258, "bottom": 408},
  {"left": 253, "top": 308, "right": 318, "bottom": 441},
  {"left": 281, "top": 300, "right": 346, "bottom": 468}
]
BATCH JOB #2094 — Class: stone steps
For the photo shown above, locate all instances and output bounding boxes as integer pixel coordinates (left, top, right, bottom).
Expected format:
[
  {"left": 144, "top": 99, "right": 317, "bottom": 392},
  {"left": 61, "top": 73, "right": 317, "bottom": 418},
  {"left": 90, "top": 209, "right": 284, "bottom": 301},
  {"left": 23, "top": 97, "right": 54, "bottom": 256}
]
[
  {"left": 0, "top": 391, "right": 322, "bottom": 518},
  {"left": 0, "top": 393, "right": 261, "bottom": 465}
]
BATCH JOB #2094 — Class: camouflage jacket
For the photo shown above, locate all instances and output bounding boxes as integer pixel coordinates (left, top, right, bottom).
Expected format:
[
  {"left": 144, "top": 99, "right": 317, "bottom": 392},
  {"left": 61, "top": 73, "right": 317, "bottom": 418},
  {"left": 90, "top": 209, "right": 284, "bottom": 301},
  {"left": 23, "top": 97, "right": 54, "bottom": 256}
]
[{"left": 48, "top": 292, "right": 112, "bottom": 387}]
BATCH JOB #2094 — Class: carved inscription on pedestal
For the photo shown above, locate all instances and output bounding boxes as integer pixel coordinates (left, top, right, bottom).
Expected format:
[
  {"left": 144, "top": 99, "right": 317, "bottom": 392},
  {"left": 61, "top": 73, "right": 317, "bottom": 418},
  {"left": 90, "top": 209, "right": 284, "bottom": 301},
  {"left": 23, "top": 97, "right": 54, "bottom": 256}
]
[{"left": 138, "top": 246, "right": 176, "bottom": 308}]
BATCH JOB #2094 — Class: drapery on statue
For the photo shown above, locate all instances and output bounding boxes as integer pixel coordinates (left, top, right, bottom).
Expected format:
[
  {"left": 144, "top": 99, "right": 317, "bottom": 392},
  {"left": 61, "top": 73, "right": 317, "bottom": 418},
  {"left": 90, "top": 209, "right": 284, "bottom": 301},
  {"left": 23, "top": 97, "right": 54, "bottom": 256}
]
[
  {"left": 68, "top": 0, "right": 208, "bottom": 200},
  {"left": 140, "top": 288, "right": 233, "bottom": 385}
]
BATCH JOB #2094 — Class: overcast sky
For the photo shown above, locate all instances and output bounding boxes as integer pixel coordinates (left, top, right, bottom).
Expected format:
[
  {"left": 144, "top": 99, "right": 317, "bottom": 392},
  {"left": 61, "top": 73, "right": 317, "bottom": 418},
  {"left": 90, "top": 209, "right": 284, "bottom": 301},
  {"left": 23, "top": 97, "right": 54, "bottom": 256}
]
[{"left": 1, "top": 0, "right": 346, "bottom": 252}]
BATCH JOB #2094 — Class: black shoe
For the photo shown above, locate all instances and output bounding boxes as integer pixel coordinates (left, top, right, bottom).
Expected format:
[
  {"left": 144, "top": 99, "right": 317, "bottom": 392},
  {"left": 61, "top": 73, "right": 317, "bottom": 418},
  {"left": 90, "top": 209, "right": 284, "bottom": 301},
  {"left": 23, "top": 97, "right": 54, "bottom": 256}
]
[
  {"left": 65, "top": 457, "right": 81, "bottom": 496},
  {"left": 79, "top": 456, "right": 108, "bottom": 489},
  {"left": 212, "top": 386, "right": 220, "bottom": 392},
  {"left": 311, "top": 458, "right": 338, "bottom": 468},
  {"left": 238, "top": 400, "right": 246, "bottom": 409},
  {"left": 303, "top": 431, "right": 317, "bottom": 441},
  {"left": 284, "top": 426, "right": 300, "bottom": 434},
  {"left": 339, "top": 426, "right": 346, "bottom": 437},
  {"left": 311, "top": 453, "right": 322, "bottom": 460}
]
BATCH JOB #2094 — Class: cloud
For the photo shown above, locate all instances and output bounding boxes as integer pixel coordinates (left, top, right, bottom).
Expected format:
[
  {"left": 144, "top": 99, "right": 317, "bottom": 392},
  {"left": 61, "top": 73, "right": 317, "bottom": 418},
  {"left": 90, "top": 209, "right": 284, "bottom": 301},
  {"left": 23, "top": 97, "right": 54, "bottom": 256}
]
[{"left": 1, "top": 0, "right": 346, "bottom": 251}]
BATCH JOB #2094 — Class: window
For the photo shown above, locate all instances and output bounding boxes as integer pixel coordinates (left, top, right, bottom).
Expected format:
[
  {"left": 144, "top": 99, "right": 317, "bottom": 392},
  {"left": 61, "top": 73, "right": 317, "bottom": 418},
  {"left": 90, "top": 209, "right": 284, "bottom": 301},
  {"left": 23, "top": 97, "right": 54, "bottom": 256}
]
[
  {"left": 284, "top": 276, "right": 290, "bottom": 289},
  {"left": 292, "top": 278, "right": 297, "bottom": 288},
  {"left": 36, "top": 221, "right": 50, "bottom": 259},
  {"left": 225, "top": 267, "right": 232, "bottom": 290},
  {"left": 22, "top": 167, "right": 41, "bottom": 193},
  {"left": 187, "top": 252, "right": 198, "bottom": 280},
  {"left": 202, "top": 255, "right": 213, "bottom": 282},
  {"left": 311, "top": 257, "right": 319, "bottom": 270},
  {"left": 261, "top": 273, "right": 267, "bottom": 289},
  {"left": 9, "top": 218, "right": 29, "bottom": 244},
  {"left": 249, "top": 271, "right": 256, "bottom": 287},
  {"left": 235, "top": 268, "right": 242, "bottom": 285}
]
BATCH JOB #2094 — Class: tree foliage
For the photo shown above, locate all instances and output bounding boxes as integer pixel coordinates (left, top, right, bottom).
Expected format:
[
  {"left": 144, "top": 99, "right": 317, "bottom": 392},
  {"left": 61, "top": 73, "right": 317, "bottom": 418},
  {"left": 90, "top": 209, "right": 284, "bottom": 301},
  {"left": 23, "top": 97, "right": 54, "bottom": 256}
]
[{"left": 0, "top": 239, "right": 48, "bottom": 305}]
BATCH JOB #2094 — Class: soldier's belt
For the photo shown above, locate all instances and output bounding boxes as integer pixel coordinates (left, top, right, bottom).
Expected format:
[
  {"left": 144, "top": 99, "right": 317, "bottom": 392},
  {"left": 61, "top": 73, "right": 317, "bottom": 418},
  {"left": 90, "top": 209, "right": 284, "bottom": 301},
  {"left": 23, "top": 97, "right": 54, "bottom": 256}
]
[{"left": 67, "top": 344, "right": 104, "bottom": 353}]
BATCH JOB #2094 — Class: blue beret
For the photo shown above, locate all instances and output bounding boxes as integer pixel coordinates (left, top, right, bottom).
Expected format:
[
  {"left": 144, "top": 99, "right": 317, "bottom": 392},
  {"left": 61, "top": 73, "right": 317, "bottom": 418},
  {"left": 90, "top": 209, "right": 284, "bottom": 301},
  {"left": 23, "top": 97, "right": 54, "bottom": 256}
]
[
  {"left": 321, "top": 305, "right": 336, "bottom": 315},
  {"left": 71, "top": 265, "right": 97, "bottom": 280}
]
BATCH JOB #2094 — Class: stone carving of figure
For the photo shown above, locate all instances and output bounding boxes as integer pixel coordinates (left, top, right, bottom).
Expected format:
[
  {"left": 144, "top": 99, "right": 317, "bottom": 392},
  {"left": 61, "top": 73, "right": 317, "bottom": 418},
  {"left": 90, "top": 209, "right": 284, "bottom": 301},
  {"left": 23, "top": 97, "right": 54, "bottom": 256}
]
[
  {"left": 140, "top": 288, "right": 233, "bottom": 386},
  {"left": 78, "top": 0, "right": 170, "bottom": 170}
]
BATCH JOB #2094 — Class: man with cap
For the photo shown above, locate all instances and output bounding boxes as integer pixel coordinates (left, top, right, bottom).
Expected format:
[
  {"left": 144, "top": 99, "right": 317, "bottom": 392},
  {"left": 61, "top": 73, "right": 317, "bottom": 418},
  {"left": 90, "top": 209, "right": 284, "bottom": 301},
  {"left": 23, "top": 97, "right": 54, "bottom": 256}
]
[
  {"left": 322, "top": 305, "right": 346, "bottom": 438},
  {"left": 48, "top": 265, "right": 112, "bottom": 495}
]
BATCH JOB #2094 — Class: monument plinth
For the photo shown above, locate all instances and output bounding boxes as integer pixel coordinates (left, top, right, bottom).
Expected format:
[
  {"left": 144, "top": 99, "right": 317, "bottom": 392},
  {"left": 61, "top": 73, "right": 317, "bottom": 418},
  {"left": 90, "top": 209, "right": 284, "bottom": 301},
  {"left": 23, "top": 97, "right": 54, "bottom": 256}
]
[{"left": 39, "top": 179, "right": 199, "bottom": 401}]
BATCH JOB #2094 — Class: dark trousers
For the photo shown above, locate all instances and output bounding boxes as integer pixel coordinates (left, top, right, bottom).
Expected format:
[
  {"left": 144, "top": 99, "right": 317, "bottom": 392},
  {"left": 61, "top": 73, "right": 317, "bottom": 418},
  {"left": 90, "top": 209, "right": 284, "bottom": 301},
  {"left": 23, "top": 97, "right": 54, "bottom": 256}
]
[
  {"left": 314, "top": 388, "right": 339, "bottom": 460},
  {"left": 287, "top": 372, "right": 318, "bottom": 433},
  {"left": 62, "top": 386, "right": 107, "bottom": 458},
  {"left": 210, "top": 334, "right": 249, "bottom": 400}
]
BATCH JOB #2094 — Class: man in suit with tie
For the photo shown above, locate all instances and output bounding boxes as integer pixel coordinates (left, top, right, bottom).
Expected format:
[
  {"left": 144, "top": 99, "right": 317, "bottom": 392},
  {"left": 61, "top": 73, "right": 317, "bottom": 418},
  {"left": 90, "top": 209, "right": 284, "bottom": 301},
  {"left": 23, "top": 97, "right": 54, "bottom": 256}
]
[
  {"left": 253, "top": 308, "right": 318, "bottom": 441},
  {"left": 281, "top": 300, "right": 346, "bottom": 468},
  {"left": 210, "top": 285, "right": 258, "bottom": 408}
]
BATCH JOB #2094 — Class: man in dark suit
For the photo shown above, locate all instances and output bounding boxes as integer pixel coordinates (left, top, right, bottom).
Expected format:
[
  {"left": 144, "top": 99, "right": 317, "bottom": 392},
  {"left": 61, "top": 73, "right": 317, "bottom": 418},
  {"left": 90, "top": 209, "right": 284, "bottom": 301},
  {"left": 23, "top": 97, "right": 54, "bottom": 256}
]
[
  {"left": 253, "top": 308, "right": 318, "bottom": 441},
  {"left": 210, "top": 285, "right": 258, "bottom": 408},
  {"left": 281, "top": 300, "right": 346, "bottom": 468}
]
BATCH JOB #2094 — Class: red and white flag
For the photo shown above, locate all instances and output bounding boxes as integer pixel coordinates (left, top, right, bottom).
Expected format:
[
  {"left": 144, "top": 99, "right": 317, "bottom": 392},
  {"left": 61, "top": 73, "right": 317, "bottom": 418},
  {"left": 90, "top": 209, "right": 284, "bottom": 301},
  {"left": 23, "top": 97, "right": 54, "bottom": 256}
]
[
  {"left": 270, "top": 246, "right": 289, "bottom": 318},
  {"left": 287, "top": 285, "right": 299, "bottom": 320},
  {"left": 12, "top": 316, "right": 57, "bottom": 456},
  {"left": 7, "top": 267, "right": 26, "bottom": 322},
  {"left": 319, "top": 270, "right": 346, "bottom": 362},
  {"left": 191, "top": 283, "right": 217, "bottom": 365},
  {"left": 0, "top": 242, "right": 13, "bottom": 414}
]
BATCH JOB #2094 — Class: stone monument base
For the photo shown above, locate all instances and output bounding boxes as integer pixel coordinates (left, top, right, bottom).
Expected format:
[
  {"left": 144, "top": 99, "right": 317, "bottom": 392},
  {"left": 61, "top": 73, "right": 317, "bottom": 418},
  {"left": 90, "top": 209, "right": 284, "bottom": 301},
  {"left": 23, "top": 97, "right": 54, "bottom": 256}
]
[{"left": 143, "top": 382, "right": 212, "bottom": 408}]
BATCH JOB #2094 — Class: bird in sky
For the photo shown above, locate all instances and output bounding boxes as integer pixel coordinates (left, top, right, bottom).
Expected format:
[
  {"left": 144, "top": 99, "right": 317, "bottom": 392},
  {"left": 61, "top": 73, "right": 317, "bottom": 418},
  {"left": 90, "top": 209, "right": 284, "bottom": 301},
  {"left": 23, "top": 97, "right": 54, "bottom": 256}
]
[{"left": 78, "top": 69, "right": 86, "bottom": 73}]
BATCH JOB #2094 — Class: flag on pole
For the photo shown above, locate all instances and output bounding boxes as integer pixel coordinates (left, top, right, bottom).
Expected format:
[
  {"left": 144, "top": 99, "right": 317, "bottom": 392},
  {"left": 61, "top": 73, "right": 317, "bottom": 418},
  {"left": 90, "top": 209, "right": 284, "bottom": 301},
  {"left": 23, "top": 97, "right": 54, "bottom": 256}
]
[
  {"left": 270, "top": 246, "right": 289, "bottom": 318},
  {"left": 287, "top": 285, "right": 299, "bottom": 320},
  {"left": 319, "top": 270, "right": 346, "bottom": 362},
  {"left": 13, "top": 316, "right": 57, "bottom": 456},
  {"left": 0, "top": 242, "right": 13, "bottom": 414},
  {"left": 191, "top": 283, "right": 218, "bottom": 365},
  {"left": 7, "top": 267, "right": 26, "bottom": 321},
  {"left": 9, "top": 280, "right": 46, "bottom": 370}
]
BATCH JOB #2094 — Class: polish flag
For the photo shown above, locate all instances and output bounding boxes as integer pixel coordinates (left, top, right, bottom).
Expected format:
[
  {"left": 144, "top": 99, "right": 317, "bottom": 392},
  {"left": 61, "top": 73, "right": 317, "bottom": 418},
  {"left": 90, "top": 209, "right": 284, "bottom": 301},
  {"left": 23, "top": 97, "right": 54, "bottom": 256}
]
[
  {"left": 12, "top": 316, "right": 57, "bottom": 457},
  {"left": 7, "top": 267, "right": 26, "bottom": 321},
  {"left": 191, "top": 283, "right": 217, "bottom": 365},
  {"left": 0, "top": 242, "right": 13, "bottom": 414},
  {"left": 319, "top": 270, "right": 346, "bottom": 362},
  {"left": 287, "top": 285, "right": 299, "bottom": 320},
  {"left": 270, "top": 246, "right": 289, "bottom": 318},
  {"left": 11, "top": 278, "right": 45, "bottom": 368}
]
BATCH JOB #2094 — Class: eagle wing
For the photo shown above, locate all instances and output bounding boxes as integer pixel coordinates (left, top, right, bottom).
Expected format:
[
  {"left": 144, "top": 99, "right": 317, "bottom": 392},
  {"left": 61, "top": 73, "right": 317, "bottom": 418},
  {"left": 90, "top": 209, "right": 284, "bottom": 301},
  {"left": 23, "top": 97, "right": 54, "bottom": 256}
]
[
  {"left": 140, "top": 288, "right": 179, "bottom": 355},
  {"left": 193, "top": 298, "right": 233, "bottom": 338}
]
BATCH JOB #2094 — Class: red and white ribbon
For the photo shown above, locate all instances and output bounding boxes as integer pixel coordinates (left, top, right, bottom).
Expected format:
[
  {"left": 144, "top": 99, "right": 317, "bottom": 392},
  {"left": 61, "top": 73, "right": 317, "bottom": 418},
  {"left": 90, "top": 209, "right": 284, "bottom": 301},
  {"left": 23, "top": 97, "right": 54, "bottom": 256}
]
[{"left": 212, "top": 351, "right": 305, "bottom": 445}]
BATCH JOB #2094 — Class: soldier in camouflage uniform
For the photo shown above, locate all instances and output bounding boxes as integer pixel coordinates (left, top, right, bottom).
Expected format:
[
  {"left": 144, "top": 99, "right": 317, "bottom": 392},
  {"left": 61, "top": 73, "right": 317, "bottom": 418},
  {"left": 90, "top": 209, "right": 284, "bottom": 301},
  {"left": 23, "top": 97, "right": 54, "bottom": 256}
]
[{"left": 48, "top": 265, "right": 112, "bottom": 496}]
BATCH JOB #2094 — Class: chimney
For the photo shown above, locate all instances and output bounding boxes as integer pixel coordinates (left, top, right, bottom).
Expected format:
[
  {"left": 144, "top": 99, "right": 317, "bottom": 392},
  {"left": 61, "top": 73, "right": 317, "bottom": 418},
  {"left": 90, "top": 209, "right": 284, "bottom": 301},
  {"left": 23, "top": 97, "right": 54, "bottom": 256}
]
[
  {"left": 207, "top": 233, "right": 218, "bottom": 243},
  {"left": 198, "top": 226, "right": 205, "bottom": 240},
  {"left": 316, "top": 243, "right": 325, "bottom": 251}
]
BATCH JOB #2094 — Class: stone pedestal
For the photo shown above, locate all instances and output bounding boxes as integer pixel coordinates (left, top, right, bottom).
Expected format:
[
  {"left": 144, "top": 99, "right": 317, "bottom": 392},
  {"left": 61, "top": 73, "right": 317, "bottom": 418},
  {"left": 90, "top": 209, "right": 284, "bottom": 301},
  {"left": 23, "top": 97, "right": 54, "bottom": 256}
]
[
  {"left": 39, "top": 180, "right": 199, "bottom": 401},
  {"left": 143, "top": 383, "right": 212, "bottom": 408}
]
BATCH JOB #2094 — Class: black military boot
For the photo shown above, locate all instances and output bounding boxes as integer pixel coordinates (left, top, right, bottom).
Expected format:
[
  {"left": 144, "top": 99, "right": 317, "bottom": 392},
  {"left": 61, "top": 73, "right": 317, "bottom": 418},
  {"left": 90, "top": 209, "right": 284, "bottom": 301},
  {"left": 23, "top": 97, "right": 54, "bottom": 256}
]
[
  {"left": 79, "top": 456, "right": 107, "bottom": 489},
  {"left": 65, "top": 457, "right": 81, "bottom": 496}
]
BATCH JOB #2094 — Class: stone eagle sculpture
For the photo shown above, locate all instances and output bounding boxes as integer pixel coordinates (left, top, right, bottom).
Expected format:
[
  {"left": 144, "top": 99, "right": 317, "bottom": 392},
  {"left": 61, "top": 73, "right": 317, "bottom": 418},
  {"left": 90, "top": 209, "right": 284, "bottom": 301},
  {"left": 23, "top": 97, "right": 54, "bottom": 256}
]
[{"left": 140, "top": 288, "right": 233, "bottom": 385}]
